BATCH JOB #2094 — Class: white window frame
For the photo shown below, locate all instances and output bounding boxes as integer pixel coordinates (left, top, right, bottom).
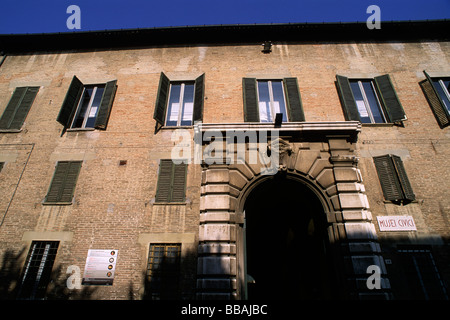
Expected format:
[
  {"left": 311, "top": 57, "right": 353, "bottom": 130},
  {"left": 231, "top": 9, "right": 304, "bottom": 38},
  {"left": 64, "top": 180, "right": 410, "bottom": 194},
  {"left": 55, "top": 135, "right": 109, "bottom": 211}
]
[
  {"left": 165, "top": 82, "right": 195, "bottom": 127},
  {"left": 70, "top": 85, "right": 104, "bottom": 129},
  {"left": 256, "top": 80, "right": 289, "bottom": 122},
  {"left": 353, "top": 80, "right": 387, "bottom": 124}
]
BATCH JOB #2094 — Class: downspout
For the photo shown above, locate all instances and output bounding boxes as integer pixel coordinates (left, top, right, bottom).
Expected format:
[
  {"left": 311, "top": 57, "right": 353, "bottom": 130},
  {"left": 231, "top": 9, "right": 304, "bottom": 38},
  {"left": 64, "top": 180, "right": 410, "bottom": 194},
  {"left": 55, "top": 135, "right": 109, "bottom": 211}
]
[{"left": 0, "top": 143, "right": 35, "bottom": 228}]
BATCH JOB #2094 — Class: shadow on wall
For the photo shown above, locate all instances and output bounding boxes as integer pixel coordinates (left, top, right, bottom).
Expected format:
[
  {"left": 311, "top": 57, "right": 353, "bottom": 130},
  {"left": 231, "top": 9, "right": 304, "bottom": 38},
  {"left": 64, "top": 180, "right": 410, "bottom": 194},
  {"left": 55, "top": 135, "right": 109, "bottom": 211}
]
[{"left": 0, "top": 247, "right": 97, "bottom": 300}]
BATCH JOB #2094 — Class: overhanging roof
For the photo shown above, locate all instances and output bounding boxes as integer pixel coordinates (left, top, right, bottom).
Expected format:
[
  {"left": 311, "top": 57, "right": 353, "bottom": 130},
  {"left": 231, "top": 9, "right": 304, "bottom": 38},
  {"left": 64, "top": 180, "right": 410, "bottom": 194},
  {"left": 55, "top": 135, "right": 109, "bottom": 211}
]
[{"left": 0, "top": 20, "right": 449, "bottom": 53}]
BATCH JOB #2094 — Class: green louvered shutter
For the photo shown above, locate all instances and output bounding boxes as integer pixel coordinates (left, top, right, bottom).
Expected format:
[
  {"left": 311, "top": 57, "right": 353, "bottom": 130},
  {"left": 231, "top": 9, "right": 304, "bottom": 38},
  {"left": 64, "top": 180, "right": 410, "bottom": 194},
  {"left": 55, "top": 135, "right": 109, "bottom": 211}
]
[
  {"left": 154, "top": 73, "right": 170, "bottom": 128},
  {"left": 242, "top": 78, "right": 259, "bottom": 122},
  {"left": 155, "top": 160, "right": 187, "bottom": 202},
  {"left": 171, "top": 163, "right": 187, "bottom": 202},
  {"left": 283, "top": 77, "right": 305, "bottom": 122},
  {"left": 391, "top": 155, "right": 415, "bottom": 202},
  {"left": 57, "top": 76, "right": 84, "bottom": 128},
  {"left": 193, "top": 73, "right": 205, "bottom": 123},
  {"left": 373, "top": 155, "right": 404, "bottom": 202},
  {"left": 374, "top": 74, "right": 407, "bottom": 123},
  {"left": 0, "top": 86, "right": 39, "bottom": 130},
  {"left": 45, "top": 161, "right": 82, "bottom": 203},
  {"left": 336, "top": 75, "right": 360, "bottom": 121},
  {"left": 94, "top": 80, "right": 117, "bottom": 130},
  {"left": 420, "top": 71, "right": 450, "bottom": 128},
  {"left": 155, "top": 159, "right": 174, "bottom": 202}
]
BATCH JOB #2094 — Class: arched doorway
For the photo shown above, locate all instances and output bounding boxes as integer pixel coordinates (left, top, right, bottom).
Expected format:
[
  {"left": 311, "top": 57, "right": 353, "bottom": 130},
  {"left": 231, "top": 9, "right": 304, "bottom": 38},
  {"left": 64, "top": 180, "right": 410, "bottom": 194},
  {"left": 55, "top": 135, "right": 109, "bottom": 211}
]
[{"left": 241, "top": 174, "right": 337, "bottom": 300}]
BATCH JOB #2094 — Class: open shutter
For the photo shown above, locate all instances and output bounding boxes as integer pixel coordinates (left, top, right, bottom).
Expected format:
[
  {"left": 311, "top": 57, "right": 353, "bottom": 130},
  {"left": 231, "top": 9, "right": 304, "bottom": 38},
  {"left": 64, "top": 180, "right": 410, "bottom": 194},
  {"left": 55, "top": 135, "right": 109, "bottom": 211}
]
[
  {"left": 0, "top": 87, "right": 38, "bottom": 130},
  {"left": 154, "top": 73, "right": 170, "bottom": 128},
  {"left": 57, "top": 76, "right": 83, "bottom": 128},
  {"left": 171, "top": 163, "right": 187, "bottom": 202},
  {"left": 391, "top": 155, "right": 415, "bottom": 202},
  {"left": 420, "top": 71, "right": 450, "bottom": 128},
  {"left": 373, "top": 155, "right": 404, "bottom": 202},
  {"left": 193, "top": 73, "right": 205, "bottom": 123},
  {"left": 94, "top": 80, "right": 117, "bottom": 130},
  {"left": 374, "top": 74, "right": 407, "bottom": 123},
  {"left": 242, "top": 78, "right": 259, "bottom": 122},
  {"left": 283, "top": 77, "right": 305, "bottom": 122},
  {"left": 45, "top": 161, "right": 81, "bottom": 203},
  {"left": 336, "top": 75, "right": 360, "bottom": 121},
  {"left": 155, "top": 159, "right": 174, "bottom": 202}
]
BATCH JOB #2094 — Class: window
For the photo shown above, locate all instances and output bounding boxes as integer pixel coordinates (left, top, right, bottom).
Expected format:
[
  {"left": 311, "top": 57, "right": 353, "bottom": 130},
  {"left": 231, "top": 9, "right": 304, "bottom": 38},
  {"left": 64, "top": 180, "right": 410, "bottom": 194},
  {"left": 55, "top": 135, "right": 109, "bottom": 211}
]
[
  {"left": 57, "top": 76, "right": 117, "bottom": 131},
  {"left": 373, "top": 154, "right": 415, "bottom": 203},
  {"left": 420, "top": 71, "right": 450, "bottom": 128},
  {"left": 155, "top": 159, "right": 187, "bottom": 203},
  {"left": 336, "top": 74, "right": 407, "bottom": 124},
  {"left": 153, "top": 73, "right": 204, "bottom": 130},
  {"left": 44, "top": 161, "right": 82, "bottom": 204},
  {"left": 145, "top": 243, "right": 181, "bottom": 300},
  {"left": 394, "top": 246, "right": 448, "bottom": 300},
  {"left": 17, "top": 241, "right": 59, "bottom": 300},
  {"left": 243, "top": 77, "right": 305, "bottom": 122},
  {"left": 166, "top": 82, "right": 195, "bottom": 126},
  {"left": 0, "top": 86, "right": 39, "bottom": 130}
]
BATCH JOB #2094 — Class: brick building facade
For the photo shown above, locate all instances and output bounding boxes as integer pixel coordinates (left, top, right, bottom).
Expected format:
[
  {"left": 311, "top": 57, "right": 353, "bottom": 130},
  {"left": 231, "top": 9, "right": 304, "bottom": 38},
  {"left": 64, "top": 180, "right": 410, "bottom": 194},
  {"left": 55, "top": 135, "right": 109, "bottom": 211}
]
[{"left": 0, "top": 20, "right": 449, "bottom": 300}]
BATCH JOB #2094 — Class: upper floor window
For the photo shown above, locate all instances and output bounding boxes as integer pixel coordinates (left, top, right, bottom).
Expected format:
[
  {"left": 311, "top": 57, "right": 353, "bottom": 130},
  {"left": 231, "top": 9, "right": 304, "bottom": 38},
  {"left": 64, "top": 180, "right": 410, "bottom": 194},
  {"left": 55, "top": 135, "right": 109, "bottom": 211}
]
[
  {"left": 349, "top": 79, "right": 386, "bottom": 124},
  {"left": 166, "top": 82, "right": 195, "bottom": 127},
  {"left": 257, "top": 80, "right": 288, "bottom": 122},
  {"left": 0, "top": 86, "right": 39, "bottom": 131},
  {"left": 336, "top": 74, "right": 407, "bottom": 124},
  {"left": 153, "top": 72, "right": 204, "bottom": 131},
  {"left": 57, "top": 76, "right": 117, "bottom": 131},
  {"left": 420, "top": 71, "right": 450, "bottom": 128},
  {"left": 242, "top": 77, "right": 305, "bottom": 123}
]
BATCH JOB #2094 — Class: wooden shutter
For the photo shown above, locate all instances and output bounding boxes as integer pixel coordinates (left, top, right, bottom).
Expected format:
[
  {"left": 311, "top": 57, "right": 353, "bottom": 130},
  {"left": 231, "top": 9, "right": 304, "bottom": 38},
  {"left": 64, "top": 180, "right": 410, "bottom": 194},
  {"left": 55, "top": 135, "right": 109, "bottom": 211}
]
[
  {"left": 193, "top": 73, "right": 205, "bottom": 123},
  {"left": 154, "top": 73, "right": 170, "bottom": 128},
  {"left": 57, "top": 76, "right": 83, "bottom": 128},
  {"left": 391, "top": 155, "right": 415, "bottom": 202},
  {"left": 374, "top": 74, "right": 407, "bottom": 123},
  {"left": 420, "top": 71, "right": 450, "bottom": 128},
  {"left": 283, "top": 77, "right": 305, "bottom": 122},
  {"left": 373, "top": 155, "right": 404, "bottom": 202},
  {"left": 242, "top": 78, "right": 259, "bottom": 122},
  {"left": 155, "top": 159, "right": 174, "bottom": 202},
  {"left": 0, "top": 86, "right": 39, "bottom": 130},
  {"left": 94, "top": 80, "right": 117, "bottom": 130},
  {"left": 155, "top": 160, "right": 187, "bottom": 202},
  {"left": 336, "top": 75, "right": 360, "bottom": 121},
  {"left": 45, "top": 161, "right": 82, "bottom": 203},
  {"left": 171, "top": 163, "right": 187, "bottom": 202}
]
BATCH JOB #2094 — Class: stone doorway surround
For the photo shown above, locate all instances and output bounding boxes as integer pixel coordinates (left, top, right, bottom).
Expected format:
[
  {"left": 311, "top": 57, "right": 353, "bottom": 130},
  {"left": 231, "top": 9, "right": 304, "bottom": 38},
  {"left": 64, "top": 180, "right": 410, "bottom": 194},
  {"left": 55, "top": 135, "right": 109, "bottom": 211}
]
[{"left": 195, "top": 121, "right": 391, "bottom": 300}]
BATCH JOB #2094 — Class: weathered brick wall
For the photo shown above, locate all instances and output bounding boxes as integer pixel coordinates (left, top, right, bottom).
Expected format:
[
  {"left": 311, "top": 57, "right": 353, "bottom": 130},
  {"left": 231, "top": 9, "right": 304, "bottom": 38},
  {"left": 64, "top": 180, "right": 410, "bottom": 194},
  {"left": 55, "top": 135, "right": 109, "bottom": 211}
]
[{"left": 0, "top": 39, "right": 448, "bottom": 299}]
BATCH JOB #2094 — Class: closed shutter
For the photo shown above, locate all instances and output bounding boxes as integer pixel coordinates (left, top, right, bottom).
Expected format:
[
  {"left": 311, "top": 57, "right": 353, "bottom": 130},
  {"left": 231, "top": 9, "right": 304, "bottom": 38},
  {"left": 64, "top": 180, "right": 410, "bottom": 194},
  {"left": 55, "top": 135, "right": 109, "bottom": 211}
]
[
  {"left": 154, "top": 73, "right": 170, "bottom": 128},
  {"left": 94, "top": 80, "right": 117, "bottom": 130},
  {"left": 391, "top": 155, "right": 415, "bottom": 202},
  {"left": 57, "top": 76, "right": 84, "bottom": 128},
  {"left": 45, "top": 161, "right": 82, "bottom": 203},
  {"left": 193, "top": 73, "right": 205, "bottom": 123},
  {"left": 283, "top": 77, "right": 305, "bottom": 122},
  {"left": 374, "top": 74, "right": 407, "bottom": 123},
  {"left": 336, "top": 75, "right": 360, "bottom": 121},
  {"left": 0, "top": 86, "right": 39, "bottom": 130},
  {"left": 420, "top": 71, "right": 450, "bottom": 128},
  {"left": 242, "top": 78, "right": 259, "bottom": 122},
  {"left": 373, "top": 155, "right": 404, "bottom": 202},
  {"left": 155, "top": 160, "right": 187, "bottom": 203},
  {"left": 171, "top": 163, "right": 187, "bottom": 202}
]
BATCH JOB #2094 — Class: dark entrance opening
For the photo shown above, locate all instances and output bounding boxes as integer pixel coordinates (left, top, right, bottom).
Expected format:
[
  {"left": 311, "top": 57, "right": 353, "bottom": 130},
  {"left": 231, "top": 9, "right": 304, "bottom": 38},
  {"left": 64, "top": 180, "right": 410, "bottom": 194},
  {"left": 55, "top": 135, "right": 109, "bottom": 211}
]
[{"left": 243, "top": 175, "right": 337, "bottom": 300}]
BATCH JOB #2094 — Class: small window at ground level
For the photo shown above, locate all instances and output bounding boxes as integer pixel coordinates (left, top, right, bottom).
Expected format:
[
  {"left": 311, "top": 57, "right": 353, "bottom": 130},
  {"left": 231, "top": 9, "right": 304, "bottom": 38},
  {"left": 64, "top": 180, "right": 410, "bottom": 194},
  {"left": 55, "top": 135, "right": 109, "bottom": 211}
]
[
  {"left": 17, "top": 241, "right": 59, "bottom": 300},
  {"left": 145, "top": 243, "right": 182, "bottom": 300}
]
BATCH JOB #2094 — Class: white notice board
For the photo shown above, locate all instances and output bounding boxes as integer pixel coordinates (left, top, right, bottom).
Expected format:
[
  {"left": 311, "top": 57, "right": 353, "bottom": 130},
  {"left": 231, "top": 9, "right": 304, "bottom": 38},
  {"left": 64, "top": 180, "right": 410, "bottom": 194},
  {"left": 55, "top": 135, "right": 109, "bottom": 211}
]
[{"left": 82, "top": 249, "right": 118, "bottom": 285}]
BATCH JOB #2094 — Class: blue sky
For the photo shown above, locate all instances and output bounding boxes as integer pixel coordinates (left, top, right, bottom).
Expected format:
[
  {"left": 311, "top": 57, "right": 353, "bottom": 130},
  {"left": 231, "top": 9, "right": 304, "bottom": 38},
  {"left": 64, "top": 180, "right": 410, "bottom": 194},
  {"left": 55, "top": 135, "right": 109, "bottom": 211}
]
[{"left": 0, "top": 0, "right": 449, "bottom": 34}]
